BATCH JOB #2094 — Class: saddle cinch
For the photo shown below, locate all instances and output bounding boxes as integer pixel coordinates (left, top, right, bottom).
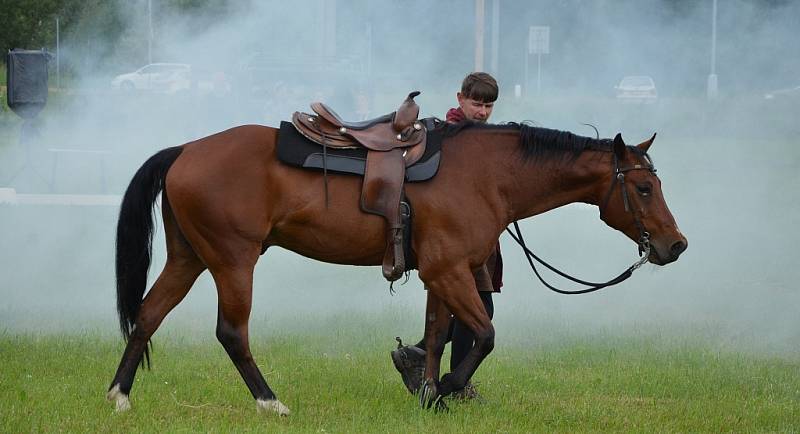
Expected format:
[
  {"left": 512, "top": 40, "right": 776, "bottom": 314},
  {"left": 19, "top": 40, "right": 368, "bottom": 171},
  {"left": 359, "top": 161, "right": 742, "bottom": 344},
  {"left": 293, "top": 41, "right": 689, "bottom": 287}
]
[{"left": 292, "top": 91, "right": 427, "bottom": 282}]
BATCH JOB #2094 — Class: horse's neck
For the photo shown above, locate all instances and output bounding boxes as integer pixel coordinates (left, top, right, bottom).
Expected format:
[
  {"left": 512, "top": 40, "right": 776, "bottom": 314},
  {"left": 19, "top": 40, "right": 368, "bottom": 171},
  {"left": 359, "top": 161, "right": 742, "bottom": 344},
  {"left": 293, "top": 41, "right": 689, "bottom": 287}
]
[{"left": 499, "top": 145, "right": 610, "bottom": 222}]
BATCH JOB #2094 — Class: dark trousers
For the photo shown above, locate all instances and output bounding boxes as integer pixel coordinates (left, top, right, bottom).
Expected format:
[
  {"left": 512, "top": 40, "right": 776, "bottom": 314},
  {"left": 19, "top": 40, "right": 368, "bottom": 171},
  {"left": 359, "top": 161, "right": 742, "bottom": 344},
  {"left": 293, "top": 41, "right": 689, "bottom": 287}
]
[{"left": 415, "top": 290, "right": 495, "bottom": 371}]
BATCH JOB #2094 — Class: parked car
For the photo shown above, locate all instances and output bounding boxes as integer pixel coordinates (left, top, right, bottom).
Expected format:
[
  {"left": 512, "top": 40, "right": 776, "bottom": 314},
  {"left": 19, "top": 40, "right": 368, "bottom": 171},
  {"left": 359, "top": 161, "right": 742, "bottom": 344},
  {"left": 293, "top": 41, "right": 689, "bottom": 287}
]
[
  {"left": 764, "top": 84, "right": 800, "bottom": 100},
  {"left": 183, "top": 68, "right": 232, "bottom": 97},
  {"left": 615, "top": 75, "right": 657, "bottom": 103},
  {"left": 111, "top": 63, "right": 191, "bottom": 93},
  {"left": 233, "top": 53, "right": 366, "bottom": 100}
]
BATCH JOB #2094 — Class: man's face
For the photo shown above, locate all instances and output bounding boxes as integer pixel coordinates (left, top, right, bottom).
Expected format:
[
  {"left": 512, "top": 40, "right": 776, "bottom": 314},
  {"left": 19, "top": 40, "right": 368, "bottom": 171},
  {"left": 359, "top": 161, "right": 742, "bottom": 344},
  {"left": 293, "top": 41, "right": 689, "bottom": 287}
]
[{"left": 457, "top": 92, "right": 494, "bottom": 122}]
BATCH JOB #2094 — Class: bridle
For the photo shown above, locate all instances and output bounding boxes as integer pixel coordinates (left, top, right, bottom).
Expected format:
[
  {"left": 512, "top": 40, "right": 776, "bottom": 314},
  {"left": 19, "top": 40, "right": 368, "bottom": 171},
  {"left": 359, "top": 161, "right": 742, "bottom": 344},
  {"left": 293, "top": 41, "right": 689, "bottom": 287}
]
[
  {"left": 599, "top": 149, "right": 657, "bottom": 257},
  {"left": 506, "top": 147, "right": 657, "bottom": 295}
]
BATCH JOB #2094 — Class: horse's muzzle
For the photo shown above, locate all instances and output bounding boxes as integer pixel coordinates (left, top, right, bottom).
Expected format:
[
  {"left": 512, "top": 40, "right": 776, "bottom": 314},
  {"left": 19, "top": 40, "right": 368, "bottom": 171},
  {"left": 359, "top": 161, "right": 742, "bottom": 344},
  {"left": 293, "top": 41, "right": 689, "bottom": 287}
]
[{"left": 649, "top": 237, "right": 688, "bottom": 265}]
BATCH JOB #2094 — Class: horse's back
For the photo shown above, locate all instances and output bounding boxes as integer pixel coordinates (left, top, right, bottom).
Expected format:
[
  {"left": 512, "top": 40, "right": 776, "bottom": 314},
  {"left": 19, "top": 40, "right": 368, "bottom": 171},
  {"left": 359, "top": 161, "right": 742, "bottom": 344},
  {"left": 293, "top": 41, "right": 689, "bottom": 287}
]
[
  {"left": 178, "top": 124, "right": 277, "bottom": 167},
  {"left": 165, "top": 125, "right": 281, "bottom": 250},
  {"left": 169, "top": 124, "right": 277, "bottom": 188}
]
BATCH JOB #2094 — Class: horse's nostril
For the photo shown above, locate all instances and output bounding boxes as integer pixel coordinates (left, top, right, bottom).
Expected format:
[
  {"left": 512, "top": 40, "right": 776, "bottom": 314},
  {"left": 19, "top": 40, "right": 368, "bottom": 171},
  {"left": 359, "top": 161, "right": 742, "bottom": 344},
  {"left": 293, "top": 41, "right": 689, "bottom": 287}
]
[{"left": 670, "top": 240, "right": 687, "bottom": 256}]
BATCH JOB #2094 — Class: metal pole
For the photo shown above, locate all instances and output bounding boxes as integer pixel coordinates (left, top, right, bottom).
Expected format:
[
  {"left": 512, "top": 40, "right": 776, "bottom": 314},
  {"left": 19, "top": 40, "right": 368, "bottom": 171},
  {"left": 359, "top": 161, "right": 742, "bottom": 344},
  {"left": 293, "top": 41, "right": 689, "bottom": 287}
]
[
  {"left": 490, "top": 0, "right": 499, "bottom": 76},
  {"left": 317, "top": 0, "right": 337, "bottom": 57},
  {"left": 56, "top": 17, "right": 60, "bottom": 89},
  {"left": 325, "top": 0, "right": 336, "bottom": 55},
  {"left": 148, "top": 0, "right": 153, "bottom": 64},
  {"left": 475, "top": 0, "right": 485, "bottom": 71},
  {"left": 366, "top": 23, "right": 372, "bottom": 79},
  {"left": 524, "top": 48, "right": 529, "bottom": 98},
  {"left": 537, "top": 52, "right": 541, "bottom": 95},
  {"left": 707, "top": 0, "right": 718, "bottom": 99},
  {"left": 710, "top": 0, "right": 717, "bottom": 75}
]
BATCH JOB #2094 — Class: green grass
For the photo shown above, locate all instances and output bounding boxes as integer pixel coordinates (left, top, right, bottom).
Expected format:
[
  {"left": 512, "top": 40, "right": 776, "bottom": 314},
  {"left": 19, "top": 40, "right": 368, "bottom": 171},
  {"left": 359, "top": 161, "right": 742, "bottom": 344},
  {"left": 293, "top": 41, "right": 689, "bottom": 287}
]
[{"left": 1, "top": 319, "right": 798, "bottom": 433}]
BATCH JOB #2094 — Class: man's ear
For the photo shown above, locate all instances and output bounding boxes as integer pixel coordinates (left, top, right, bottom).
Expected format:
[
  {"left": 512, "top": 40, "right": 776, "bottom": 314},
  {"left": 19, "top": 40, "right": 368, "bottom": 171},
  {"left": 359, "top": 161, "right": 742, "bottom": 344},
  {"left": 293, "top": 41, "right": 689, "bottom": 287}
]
[{"left": 613, "top": 133, "right": 627, "bottom": 159}]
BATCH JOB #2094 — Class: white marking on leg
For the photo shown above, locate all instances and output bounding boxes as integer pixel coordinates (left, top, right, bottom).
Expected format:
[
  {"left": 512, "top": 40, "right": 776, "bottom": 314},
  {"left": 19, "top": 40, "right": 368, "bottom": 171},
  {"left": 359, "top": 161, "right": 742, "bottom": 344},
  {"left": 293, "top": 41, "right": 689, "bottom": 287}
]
[
  {"left": 256, "top": 398, "right": 290, "bottom": 416},
  {"left": 106, "top": 384, "right": 131, "bottom": 412}
]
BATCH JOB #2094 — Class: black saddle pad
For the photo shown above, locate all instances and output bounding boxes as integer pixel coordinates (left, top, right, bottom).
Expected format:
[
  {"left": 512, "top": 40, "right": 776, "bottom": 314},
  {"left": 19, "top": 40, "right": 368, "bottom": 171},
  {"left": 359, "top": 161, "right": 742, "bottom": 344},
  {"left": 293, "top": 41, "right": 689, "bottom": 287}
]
[{"left": 276, "top": 120, "right": 442, "bottom": 182}]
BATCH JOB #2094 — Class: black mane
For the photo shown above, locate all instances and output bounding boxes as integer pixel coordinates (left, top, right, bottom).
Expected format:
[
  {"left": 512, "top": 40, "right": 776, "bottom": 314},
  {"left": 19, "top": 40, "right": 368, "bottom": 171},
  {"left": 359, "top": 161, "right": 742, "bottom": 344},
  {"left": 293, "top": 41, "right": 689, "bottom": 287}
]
[{"left": 436, "top": 120, "right": 613, "bottom": 162}]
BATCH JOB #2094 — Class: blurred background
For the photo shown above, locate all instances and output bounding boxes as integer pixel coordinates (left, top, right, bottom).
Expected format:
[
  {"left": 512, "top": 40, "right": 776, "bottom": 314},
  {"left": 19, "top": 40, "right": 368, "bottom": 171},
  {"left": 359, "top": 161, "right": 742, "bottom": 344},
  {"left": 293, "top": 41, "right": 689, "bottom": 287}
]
[{"left": 1, "top": 0, "right": 798, "bottom": 355}]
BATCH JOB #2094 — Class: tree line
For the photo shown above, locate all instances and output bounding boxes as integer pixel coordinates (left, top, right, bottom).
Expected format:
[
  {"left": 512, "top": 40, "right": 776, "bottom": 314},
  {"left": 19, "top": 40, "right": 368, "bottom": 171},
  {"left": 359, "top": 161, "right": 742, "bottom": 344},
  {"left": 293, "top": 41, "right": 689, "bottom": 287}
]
[
  {"left": 0, "top": 0, "right": 239, "bottom": 71},
  {"left": 1, "top": 0, "right": 793, "bottom": 75}
]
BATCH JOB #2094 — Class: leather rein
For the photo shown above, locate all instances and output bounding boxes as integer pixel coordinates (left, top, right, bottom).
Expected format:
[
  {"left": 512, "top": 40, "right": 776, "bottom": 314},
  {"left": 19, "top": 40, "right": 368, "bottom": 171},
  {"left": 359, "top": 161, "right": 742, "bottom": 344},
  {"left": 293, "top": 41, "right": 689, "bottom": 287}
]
[{"left": 506, "top": 149, "right": 656, "bottom": 295}]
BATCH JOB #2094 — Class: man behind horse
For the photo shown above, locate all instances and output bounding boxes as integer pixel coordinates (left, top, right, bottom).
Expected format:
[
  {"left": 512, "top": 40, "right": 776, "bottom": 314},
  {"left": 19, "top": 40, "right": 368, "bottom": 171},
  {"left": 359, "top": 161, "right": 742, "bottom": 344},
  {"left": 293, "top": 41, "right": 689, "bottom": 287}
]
[{"left": 392, "top": 72, "right": 503, "bottom": 400}]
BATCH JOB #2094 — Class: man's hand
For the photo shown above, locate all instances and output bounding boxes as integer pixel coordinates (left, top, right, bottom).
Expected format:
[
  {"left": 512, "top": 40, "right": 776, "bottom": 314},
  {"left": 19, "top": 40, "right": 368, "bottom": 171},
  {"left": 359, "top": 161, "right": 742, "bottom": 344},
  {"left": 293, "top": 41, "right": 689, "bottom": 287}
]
[{"left": 446, "top": 107, "right": 465, "bottom": 123}]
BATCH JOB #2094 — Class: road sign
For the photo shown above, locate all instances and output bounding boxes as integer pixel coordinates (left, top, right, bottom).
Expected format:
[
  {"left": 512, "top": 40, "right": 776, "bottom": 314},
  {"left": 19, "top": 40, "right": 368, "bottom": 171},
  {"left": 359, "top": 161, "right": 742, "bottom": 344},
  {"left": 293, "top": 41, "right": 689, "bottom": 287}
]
[{"left": 529, "top": 26, "right": 550, "bottom": 54}]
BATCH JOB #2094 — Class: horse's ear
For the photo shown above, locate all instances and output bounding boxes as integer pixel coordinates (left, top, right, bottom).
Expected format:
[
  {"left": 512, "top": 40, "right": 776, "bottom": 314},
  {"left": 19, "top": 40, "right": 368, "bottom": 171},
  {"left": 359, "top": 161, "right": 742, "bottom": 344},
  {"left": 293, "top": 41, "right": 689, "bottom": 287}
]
[
  {"left": 637, "top": 133, "right": 657, "bottom": 153},
  {"left": 613, "top": 133, "right": 626, "bottom": 158}
]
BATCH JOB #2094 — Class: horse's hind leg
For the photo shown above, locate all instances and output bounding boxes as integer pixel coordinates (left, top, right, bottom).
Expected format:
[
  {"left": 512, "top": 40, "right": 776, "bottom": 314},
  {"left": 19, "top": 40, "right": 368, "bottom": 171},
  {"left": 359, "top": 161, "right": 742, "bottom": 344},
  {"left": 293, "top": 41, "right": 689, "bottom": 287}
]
[
  {"left": 107, "top": 210, "right": 206, "bottom": 411},
  {"left": 208, "top": 247, "right": 290, "bottom": 416}
]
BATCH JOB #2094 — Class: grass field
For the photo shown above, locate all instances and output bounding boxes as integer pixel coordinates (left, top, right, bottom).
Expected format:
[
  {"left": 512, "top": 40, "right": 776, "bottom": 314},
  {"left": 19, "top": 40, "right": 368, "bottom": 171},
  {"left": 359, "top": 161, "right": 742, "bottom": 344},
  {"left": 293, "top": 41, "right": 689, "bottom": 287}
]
[
  {"left": 2, "top": 316, "right": 798, "bottom": 433},
  {"left": 2, "top": 83, "right": 799, "bottom": 432}
]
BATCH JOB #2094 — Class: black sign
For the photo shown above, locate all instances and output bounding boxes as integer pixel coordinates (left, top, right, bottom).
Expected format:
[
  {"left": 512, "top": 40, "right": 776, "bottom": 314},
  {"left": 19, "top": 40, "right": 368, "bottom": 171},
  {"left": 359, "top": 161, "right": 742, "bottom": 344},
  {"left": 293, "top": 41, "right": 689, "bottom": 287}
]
[{"left": 6, "top": 49, "right": 51, "bottom": 119}]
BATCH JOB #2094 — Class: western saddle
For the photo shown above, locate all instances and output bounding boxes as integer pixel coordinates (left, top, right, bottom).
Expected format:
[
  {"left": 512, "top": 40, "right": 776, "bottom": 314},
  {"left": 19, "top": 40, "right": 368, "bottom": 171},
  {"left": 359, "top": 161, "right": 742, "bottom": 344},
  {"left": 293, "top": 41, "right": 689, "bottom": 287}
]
[{"left": 292, "top": 91, "right": 427, "bottom": 281}]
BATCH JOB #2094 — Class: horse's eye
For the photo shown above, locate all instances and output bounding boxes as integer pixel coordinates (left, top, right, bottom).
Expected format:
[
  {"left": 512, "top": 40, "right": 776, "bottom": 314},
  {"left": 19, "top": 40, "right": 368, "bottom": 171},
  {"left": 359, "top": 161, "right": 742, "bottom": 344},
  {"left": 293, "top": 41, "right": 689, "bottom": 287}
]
[{"left": 636, "top": 183, "right": 652, "bottom": 196}]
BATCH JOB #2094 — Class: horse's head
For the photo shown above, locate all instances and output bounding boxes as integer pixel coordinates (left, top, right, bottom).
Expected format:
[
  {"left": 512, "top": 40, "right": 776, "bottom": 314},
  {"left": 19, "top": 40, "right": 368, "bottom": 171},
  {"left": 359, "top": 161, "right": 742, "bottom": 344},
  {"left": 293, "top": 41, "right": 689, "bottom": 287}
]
[{"left": 598, "top": 133, "right": 687, "bottom": 265}]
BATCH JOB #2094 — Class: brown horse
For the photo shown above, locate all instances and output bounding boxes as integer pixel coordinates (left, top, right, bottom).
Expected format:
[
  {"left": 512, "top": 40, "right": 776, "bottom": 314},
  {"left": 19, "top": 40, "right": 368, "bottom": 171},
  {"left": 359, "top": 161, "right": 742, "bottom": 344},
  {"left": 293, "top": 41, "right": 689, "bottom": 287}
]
[{"left": 106, "top": 121, "right": 686, "bottom": 414}]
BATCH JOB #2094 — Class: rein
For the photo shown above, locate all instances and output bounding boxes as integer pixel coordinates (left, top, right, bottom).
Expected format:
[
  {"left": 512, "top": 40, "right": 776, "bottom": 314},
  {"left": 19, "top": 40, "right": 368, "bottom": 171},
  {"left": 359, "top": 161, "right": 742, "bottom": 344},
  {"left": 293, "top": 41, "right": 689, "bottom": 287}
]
[{"left": 508, "top": 150, "right": 655, "bottom": 295}]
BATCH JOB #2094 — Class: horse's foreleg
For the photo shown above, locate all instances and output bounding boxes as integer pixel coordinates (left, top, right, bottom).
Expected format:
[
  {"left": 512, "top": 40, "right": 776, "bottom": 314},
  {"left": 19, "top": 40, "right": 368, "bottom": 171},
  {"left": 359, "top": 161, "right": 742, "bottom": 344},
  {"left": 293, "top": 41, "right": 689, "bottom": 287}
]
[
  {"left": 449, "top": 266, "right": 495, "bottom": 371},
  {"left": 425, "top": 265, "right": 495, "bottom": 403},
  {"left": 107, "top": 255, "right": 204, "bottom": 411},
  {"left": 419, "top": 291, "right": 452, "bottom": 410},
  {"left": 212, "top": 263, "right": 290, "bottom": 416}
]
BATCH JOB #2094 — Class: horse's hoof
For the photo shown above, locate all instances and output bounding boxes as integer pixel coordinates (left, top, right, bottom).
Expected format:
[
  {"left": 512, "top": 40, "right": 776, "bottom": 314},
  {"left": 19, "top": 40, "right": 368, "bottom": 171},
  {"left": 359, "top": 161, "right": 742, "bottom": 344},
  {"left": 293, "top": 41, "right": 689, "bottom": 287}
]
[
  {"left": 257, "top": 398, "right": 291, "bottom": 416},
  {"left": 438, "top": 373, "right": 457, "bottom": 397},
  {"left": 106, "top": 384, "right": 131, "bottom": 412},
  {"left": 434, "top": 396, "right": 449, "bottom": 412},
  {"left": 419, "top": 380, "right": 445, "bottom": 411}
]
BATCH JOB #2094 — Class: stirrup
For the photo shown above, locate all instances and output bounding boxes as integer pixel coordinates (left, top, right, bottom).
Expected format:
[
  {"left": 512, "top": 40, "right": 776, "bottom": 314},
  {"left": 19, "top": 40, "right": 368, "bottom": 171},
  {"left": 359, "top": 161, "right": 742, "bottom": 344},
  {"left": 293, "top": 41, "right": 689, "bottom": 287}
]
[{"left": 382, "top": 228, "right": 405, "bottom": 281}]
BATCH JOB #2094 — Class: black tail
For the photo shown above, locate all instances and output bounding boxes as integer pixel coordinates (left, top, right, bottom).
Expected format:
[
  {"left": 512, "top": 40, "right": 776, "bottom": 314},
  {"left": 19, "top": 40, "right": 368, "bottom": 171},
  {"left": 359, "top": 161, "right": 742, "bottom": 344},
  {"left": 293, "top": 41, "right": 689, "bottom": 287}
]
[{"left": 115, "top": 146, "right": 183, "bottom": 368}]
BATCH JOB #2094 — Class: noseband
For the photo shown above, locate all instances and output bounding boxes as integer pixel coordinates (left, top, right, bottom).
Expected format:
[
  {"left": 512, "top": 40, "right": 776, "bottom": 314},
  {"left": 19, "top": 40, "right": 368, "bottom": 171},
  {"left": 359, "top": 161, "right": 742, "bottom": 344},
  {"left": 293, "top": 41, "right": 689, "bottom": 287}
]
[{"left": 507, "top": 147, "right": 658, "bottom": 295}]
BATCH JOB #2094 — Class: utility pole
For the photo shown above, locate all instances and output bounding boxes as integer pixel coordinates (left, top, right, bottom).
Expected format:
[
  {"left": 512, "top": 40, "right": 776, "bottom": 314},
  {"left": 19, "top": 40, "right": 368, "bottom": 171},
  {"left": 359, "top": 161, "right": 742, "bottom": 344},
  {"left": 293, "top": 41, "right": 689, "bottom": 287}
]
[
  {"left": 324, "top": 0, "right": 336, "bottom": 55},
  {"left": 55, "top": 17, "right": 60, "bottom": 89},
  {"left": 527, "top": 26, "right": 549, "bottom": 97},
  {"left": 475, "top": 0, "right": 485, "bottom": 72},
  {"left": 707, "top": 0, "right": 718, "bottom": 99},
  {"left": 490, "top": 0, "right": 499, "bottom": 76},
  {"left": 148, "top": 0, "right": 153, "bottom": 64},
  {"left": 317, "top": 0, "right": 336, "bottom": 57}
]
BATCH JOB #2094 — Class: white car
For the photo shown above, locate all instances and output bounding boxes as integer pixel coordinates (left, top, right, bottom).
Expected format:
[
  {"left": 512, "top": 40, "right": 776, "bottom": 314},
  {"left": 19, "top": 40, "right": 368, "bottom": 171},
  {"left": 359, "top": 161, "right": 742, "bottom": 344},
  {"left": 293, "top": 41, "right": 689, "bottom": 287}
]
[
  {"left": 615, "top": 75, "right": 658, "bottom": 103},
  {"left": 111, "top": 63, "right": 191, "bottom": 93},
  {"left": 764, "top": 84, "right": 800, "bottom": 100}
]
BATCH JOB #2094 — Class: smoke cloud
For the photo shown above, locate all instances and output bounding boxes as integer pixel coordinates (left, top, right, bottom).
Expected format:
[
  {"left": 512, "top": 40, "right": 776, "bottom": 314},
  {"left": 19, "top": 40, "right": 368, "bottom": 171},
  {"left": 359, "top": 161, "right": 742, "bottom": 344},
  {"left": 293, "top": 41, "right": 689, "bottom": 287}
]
[{"left": 1, "top": 0, "right": 798, "bottom": 356}]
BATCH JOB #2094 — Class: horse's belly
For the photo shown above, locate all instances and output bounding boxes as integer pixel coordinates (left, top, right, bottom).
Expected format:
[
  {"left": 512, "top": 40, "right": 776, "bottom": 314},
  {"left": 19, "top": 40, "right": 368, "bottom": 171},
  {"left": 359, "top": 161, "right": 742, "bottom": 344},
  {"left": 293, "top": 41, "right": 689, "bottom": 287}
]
[{"left": 267, "top": 211, "right": 388, "bottom": 266}]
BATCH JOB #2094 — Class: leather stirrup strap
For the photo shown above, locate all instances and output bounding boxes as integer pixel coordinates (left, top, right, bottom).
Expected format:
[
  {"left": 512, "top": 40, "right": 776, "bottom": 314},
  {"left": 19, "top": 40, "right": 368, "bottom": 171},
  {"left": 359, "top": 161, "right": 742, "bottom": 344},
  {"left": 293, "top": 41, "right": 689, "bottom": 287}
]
[{"left": 361, "top": 148, "right": 407, "bottom": 281}]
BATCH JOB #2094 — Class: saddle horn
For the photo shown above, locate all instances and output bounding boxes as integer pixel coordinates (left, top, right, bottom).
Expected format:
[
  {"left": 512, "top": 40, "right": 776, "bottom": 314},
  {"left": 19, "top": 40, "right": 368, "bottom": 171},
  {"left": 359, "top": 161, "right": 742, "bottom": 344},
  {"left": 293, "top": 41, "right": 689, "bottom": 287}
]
[{"left": 393, "top": 91, "right": 421, "bottom": 133}]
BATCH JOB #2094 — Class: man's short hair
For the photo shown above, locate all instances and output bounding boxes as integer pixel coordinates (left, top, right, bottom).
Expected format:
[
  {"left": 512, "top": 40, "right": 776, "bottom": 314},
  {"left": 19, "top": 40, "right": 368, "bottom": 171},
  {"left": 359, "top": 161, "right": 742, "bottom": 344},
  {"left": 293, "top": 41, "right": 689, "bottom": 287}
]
[{"left": 460, "top": 72, "right": 498, "bottom": 103}]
